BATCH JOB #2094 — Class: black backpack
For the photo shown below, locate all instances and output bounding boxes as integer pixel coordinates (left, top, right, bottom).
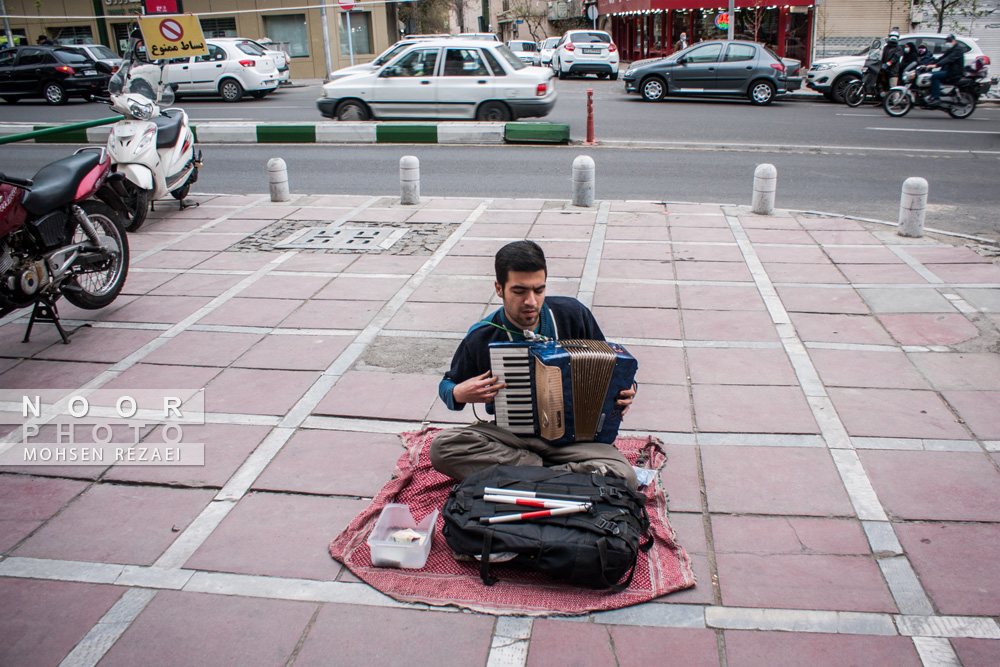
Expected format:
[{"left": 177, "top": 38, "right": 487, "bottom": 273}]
[{"left": 442, "top": 465, "right": 652, "bottom": 590}]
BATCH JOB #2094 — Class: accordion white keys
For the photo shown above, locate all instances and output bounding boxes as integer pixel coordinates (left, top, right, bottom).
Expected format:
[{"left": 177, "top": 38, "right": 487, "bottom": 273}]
[{"left": 489, "top": 339, "right": 638, "bottom": 445}]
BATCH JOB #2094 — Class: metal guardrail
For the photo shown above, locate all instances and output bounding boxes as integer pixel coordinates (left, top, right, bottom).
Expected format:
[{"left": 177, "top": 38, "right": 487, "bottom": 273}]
[{"left": 0, "top": 116, "right": 123, "bottom": 146}]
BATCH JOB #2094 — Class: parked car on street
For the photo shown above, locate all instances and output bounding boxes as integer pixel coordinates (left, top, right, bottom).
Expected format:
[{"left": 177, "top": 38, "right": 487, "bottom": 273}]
[
  {"left": 0, "top": 45, "right": 110, "bottom": 104},
  {"left": 550, "top": 30, "right": 619, "bottom": 80},
  {"left": 507, "top": 40, "right": 540, "bottom": 65},
  {"left": 162, "top": 38, "right": 280, "bottom": 102},
  {"left": 539, "top": 37, "right": 559, "bottom": 66},
  {"left": 246, "top": 38, "right": 291, "bottom": 84},
  {"left": 316, "top": 39, "right": 556, "bottom": 121},
  {"left": 622, "top": 40, "right": 799, "bottom": 105},
  {"left": 64, "top": 43, "right": 123, "bottom": 74},
  {"left": 457, "top": 33, "right": 500, "bottom": 42},
  {"left": 327, "top": 36, "right": 451, "bottom": 81},
  {"left": 806, "top": 33, "right": 988, "bottom": 102}
]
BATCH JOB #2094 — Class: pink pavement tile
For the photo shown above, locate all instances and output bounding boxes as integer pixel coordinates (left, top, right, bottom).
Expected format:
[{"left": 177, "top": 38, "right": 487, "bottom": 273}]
[
  {"left": 313, "top": 370, "right": 439, "bottom": 420},
  {"left": 342, "top": 254, "right": 428, "bottom": 274},
  {"left": 14, "top": 483, "right": 214, "bottom": 565},
  {"left": 309, "top": 195, "right": 374, "bottom": 207},
  {"left": 716, "top": 552, "right": 896, "bottom": 612},
  {"left": 407, "top": 276, "right": 495, "bottom": 303},
  {"left": 591, "top": 306, "right": 682, "bottom": 340},
  {"left": 34, "top": 327, "right": 161, "bottom": 364},
  {"left": 194, "top": 251, "right": 275, "bottom": 272},
  {"left": 0, "top": 579, "right": 125, "bottom": 667},
  {"left": 210, "top": 217, "right": 287, "bottom": 233},
  {"left": 827, "top": 388, "right": 970, "bottom": 439},
  {"left": 629, "top": 345, "right": 687, "bottom": 385},
  {"left": 349, "top": 207, "right": 414, "bottom": 223},
  {"left": 103, "top": 294, "right": 214, "bottom": 324},
  {"left": 838, "top": 263, "right": 929, "bottom": 284},
  {"left": 527, "top": 620, "right": 618, "bottom": 667},
  {"left": 658, "top": 445, "right": 703, "bottom": 512},
  {"left": 896, "top": 522, "right": 1000, "bottom": 616},
  {"left": 674, "top": 260, "right": 753, "bottom": 282},
  {"left": 0, "top": 358, "right": 109, "bottom": 388},
  {"left": 131, "top": 249, "right": 214, "bottom": 270},
  {"left": 431, "top": 255, "right": 494, "bottom": 275},
  {"left": 200, "top": 296, "right": 305, "bottom": 328},
  {"left": 878, "top": 313, "right": 979, "bottom": 346},
  {"left": 535, "top": 239, "right": 589, "bottom": 259},
  {"left": 610, "top": 201, "right": 665, "bottom": 212},
  {"left": 233, "top": 334, "right": 352, "bottom": 371},
  {"left": 809, "top": 230, "right": 883, "bottom": 245},
  {"left": 761, "top": 261, "right": 847, "bottom": 284},
  {"left": 273, "top": 253, "right": 357, "bottom": 273},
  {"left": 681, "top": 310, "right": 779, "bottom": 342},
  {"left": 952, "top": 638, "right": 1000, "bottom": 667},
  {"left": 789, "top": 313, "right": 895, "bottom": 345},
  {"left": 468, "top": 222, "right": 534, "bottom": 237},
  {"left": 678, "top": 285, "right": 766, "bottom": 311},
  {"left": 407, "top": 208, "right": 475, "bottom": 223},
  {"left": 99, "top": 590, "right": 316, "bottom": 667},
  {"left": 624, "top": 383, "right": 692, "bottom": 432},
  {"left": 295, "top": 604, "right": 493, "bottom": 667},
  {"left": 594, "top": 282, "right": 678, "bottom": 309},
  {"left": 687, "top": 348, "right": 798, "bottom": 386},
  {"left": 905, "top": 246, "right": 995, "bottom": 263},
  {"left": 672, "top": 243, "right": 746, "bottom": 262},
  {"left": 610, "top": 211, "right": 671, "bottom": 227},
  {"left": 910, "top": 353, "right": 1000, "bottom": 391},
  {"left": 314, "top": 275, "right": 410, "bottom": 301},
  {"left": 477, "top": 210, "right": 539, "bottom": 223},
  {"left": 693, "top": 385, "right": 818, "bottom": 434},
  {"left": 204, "top": 367, "right": 319, "bottom": 415},
  {"left": 149, "top": 272, "right": 247, "bottom": 297},
  {"left": 0, "top": 475, "right": 89, "bottom": 552},
  {"left": 104, "top": 423, "right": 272, "bottom": 487},
  {"left": 669, "top": 226, "right": 735, "bottom": 242},
  {"left": 254, "top": 429, "right": 404, "bottom": 496},
  {"left": 536, "top": 210, "right": 597, "bottom": 225},
  {"left": 278, "top": 299, "right": 381, "bottom": 330},
  {"left": 925, "top": 262, "right": 1000, "bottom": 283},
  {"left": 666, "top": 551, "right": 715, "bottom": 604},
  {"left": 488, "top": 199, "right": 547, "bottom": 210},
  {"left": 143, "top": 330, "right": 263, "bottom": 367},
  {"left": 807, "top": 349, "right": 930, "bottom": 389},
  {"left": 942, "top": 390, "right": 1000, "bottom": 439},
  {"left": 745, "top": 229, "right": 817, "bottom": 245},
  {"left": 0, "top": 422, "right": 153, "bottom": 480},
  {"left": 713, "top": 516, "right": 871, "bottom": 555},
  {"left": 702, "top": 447, "right": 853, "bottom": 515},
  {"left": 613, "top": 626, "right": 721, "bottom": 667},
  {"left": 386, "top": 301, "right": 491, "bottom": 332},
  {"left": 529, "top": 223, "right": 594, "bottom": 239},
  {"left": 737, "top": 215, "right": 804, "bottom": 230},
  {"left": 169, "top": 233, "right": 245, "bottom": 252},
  {"left": 666, "top": 214, "right": 729, "bottom": 228},
  {"left": 120, "top": 270, "right": 178, "bottom": 295},
  {"left": 601, "top": 241, "right": 672, "bottom": 261},
  {"left": 231, "top": 204, "right": 300, "bottom": 220},
  {"left": 824, "top": 246, "right": 906, "bottom": 264},
  {"left": 725, "top": 631, "right": 920, "bottom": 667},
  {"left": 282, "top": 207, "right": 352, "bottom": 222},
  {"left": 606, "top": 226, "right": 672, "bottom": 241},
  {"left": 452, "top": 238, "right": 507, "bottom": 257},
  {"left": 51, "top": 293, "right": 138, "bottom": 323},
  {"left": 860, "top": 450, "right": 1000, "bottom": 522},
  {"left": 797, "top": 217, "right": 866, "bottom": 232},
  {"left": 422, "top": 197, "right": 482, "bottom": 210},
  {"left": 237, "top": 273, "right": 334, "bottom": 300},
  {"left": 775, "top": 285, "right": 870, "bottom": 314},
  {"left": 184, "top": 491, "right": 368, "bottom": 580},
  {"left": 671, "top": 204, "right": 726, "bottom": 216},
  {"left": 546, "top": 257, "right": 586, "bottom": 278},
  {"left": 599, "top": 258, "right": 674, "bottom": 280},
  {"left": 102, "top": 362, "right": 222, "bottom": 392}
]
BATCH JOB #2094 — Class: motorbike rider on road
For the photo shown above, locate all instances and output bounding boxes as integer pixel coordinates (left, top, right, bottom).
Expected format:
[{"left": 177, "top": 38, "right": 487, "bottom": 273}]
[
  {"left": 928, "top": 34, "right": 965, "bottom": 104},
  {"left": 882, "top": 29, "right": 903, "bottom": 87}
]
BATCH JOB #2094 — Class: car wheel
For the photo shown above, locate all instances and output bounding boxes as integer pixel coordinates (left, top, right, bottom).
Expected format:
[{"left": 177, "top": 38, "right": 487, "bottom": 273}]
[
  {"left": 44, "top": 82, "right": 67, "bottom": 105},
  {"left": 336, "top": 99, "right": 370, "bottom": 121},
  {"left": 250, "top": 90, "right": 270, "bottom": 99},
  {"left": 476, "top": 101, "right": 511, "bottom": 122},
  {"left": 640, "top": 77, "right": 666, "bottom": 102},
  {"left": 830, "top": 74, "right": 858, "bottom": 104},
  {"left": 610, "top": 72, "right": 618, "bottom": 81},
  {"left": 822, "top": 91, "right": 836, "bottom": 102},
  {"left": 558, "top": 68, "right": 566, "bottom": 80},
  {"left": 219, "top": 78, "right": 244, "bottom": 103},
  {"left": 2, "top": 96, "right": 18, "bottom": 103},
  {"left": 749, "top": 80, "right": 775, "bottom": 105},
  {"left": 597, "top": 72, "right": 608, "bottom": 79}
]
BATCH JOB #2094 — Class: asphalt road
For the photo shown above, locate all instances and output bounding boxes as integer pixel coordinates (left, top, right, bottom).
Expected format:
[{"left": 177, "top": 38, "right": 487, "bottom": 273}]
[{"left": 1, "top": 78, "right": 998, "bottom": 240}]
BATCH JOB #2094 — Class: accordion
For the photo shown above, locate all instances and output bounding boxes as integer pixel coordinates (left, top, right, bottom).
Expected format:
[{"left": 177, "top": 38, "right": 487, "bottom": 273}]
[{"left": 488, "top": 339, "right": 638, "bottom": 445}]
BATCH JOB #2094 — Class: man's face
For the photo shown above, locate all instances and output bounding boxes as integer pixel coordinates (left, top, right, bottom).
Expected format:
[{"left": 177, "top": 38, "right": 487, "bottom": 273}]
[{"left": 496, "top": 269, "right": 546, "bottom": 331}]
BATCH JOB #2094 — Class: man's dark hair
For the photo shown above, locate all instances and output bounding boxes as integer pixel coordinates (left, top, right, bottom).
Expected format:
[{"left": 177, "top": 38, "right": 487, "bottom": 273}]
[{"left": 495, "top": 240, "right": 546, "bottom": 287}]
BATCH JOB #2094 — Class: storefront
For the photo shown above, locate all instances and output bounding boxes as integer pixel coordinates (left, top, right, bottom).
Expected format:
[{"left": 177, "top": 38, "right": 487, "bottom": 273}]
[{"left": 599, "top": 1, "right": 815, "bottom": 66}]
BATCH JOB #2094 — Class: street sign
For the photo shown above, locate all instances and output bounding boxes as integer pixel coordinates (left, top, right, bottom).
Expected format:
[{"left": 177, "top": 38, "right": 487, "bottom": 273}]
[
  {"left": 138, "top": 14, "right": 207, "bottom": 59},
  {"left": 339, "top": 0, "right": 356, "bottom": 10},
  {"left": 586, "top": 5, "right": 598, "bottom": 21}
]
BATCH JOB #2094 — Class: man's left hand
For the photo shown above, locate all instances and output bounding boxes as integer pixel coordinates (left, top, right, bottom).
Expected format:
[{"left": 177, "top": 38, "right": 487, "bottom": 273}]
[{"left": 616, "top": 385, "right": 636, "bottom": 416}]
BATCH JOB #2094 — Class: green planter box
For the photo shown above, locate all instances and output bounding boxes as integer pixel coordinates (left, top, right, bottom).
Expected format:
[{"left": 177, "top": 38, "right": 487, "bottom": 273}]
[{"left": 504, "top": 123, "right": 570, "bottom": 144}]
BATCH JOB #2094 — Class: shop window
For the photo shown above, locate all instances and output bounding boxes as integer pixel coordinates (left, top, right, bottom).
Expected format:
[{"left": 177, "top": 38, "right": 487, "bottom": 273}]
[
  {"left": 200, "top": 17, "right": 237, "bottom": 39},
  {"left": 340, "top": 11, "right": 372, "bottom": 55},
  {"left": 55, "top": 26, "right": 94, "bottom": 45},
  {"left": 263, "top": 14, "right": 309, "bottom": 58}
]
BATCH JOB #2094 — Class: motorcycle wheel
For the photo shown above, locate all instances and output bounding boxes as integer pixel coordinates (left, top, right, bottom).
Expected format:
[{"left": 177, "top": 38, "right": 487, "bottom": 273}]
[
  {"left": 62, "top": 200, "right": 129, "bottom": 310},
  {"left": 170, "top": 182, "right": 190, "bottom": 200},
  {"left": 883, "top": 90, "right": 912, "bottom": 117},
  {"left": 121, "top": 180, "right": 150, "bottom": 232},
  {"left": 844, "top": 81, "right": 865, "bottom": 107},
  {"left": 947, "top": 92, "right": 976, "bottom": 119}
]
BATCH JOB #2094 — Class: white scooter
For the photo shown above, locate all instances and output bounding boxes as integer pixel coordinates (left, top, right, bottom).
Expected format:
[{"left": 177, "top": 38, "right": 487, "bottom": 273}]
[{"left": 103, "top": 30, "right": 202, "bottom": 231}]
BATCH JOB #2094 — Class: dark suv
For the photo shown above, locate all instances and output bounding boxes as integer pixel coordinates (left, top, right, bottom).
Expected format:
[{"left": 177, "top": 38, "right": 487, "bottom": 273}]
[{"left": 0, "top": 45, "right": 111, "bottom": 104}]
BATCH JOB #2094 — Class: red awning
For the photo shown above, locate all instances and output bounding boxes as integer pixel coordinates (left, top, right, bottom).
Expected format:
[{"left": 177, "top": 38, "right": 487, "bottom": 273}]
[{"left": 599, "top": 0, "right": 815, "bottom": 14}]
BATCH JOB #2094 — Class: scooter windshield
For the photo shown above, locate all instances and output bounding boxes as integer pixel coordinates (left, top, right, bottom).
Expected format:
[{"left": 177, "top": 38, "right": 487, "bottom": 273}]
[{"left": 110, "top": 35, "right": 175, "bottom": 106}]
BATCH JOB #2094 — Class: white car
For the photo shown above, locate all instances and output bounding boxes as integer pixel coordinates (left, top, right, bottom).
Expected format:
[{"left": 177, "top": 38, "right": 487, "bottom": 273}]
[
  {"left": 163, "top": 38, "right": 280, "bottom": 102},
  {"left": 65, "top": 43, "right": 123, "bottom": 73},
  {"left": 457, "top": 33, "right": 500, "bottom": 42},
  {"left": 551, "top": 30, "right": 619, "bottom": 80},
  {"left": 328, "top": 36, "right": 451, "bottom": 82},
  {"left": 317, "top": 39, "right": 556, "bottom": 121},
  {"left": 247, "top": 38, "right": 291, "bottom": 84},
  {"left": 507, "top": 40, "right": 540, "bottom": 66},
  {"left": 806, "top": 33, "right": 988, "bottom": 102},
  {"left": 539, "top": 37, "right": 559, "bottom": 66}
]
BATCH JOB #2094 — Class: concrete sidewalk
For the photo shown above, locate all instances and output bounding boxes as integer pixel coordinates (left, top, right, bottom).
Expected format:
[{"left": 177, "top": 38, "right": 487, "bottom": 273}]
[{"left": 1, "top": 191, "right": 999, "bottom": 666}]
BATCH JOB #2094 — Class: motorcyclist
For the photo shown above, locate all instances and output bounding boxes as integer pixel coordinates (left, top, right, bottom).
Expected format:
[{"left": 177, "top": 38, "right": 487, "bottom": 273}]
[
  {"left": 928, "top": 34, "right": 965, "bottom": 104},
  {"left": 900, "top": 42, "right": 919, "bottom": 73},
  {"left": 916, "top": 43, "right": 934, "bottom": 65},
  {"left": 881, "top": 29, "right": 903, "bottom": 87}
]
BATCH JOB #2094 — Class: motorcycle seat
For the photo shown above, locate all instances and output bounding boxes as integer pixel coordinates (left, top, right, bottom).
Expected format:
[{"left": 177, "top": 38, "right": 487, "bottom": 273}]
[
  {"left": 154, "top": 112, "right": 184, "bottom": 149},
  {"left": 22, "top": 151, "right": 102, "bottom": 217}
]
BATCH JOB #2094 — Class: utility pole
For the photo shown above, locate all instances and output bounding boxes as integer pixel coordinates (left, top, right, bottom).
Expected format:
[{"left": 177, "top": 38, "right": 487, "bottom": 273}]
[
  {"left": 728, "top": 0, "right": 735, "bottom": 40},
  {"left": 0, "top": 0, "right": 15, "bottom": 48}
]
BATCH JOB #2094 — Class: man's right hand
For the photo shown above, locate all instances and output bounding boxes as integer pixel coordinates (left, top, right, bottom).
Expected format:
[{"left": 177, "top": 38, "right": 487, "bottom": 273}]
[{"left": 453, "top": 371, "right": 506, "bottom": 404}]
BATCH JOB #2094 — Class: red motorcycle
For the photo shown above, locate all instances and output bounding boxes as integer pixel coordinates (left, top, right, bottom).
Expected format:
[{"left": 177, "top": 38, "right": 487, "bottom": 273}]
[{"left": 1, "top": 147, "right": 130, "bottom": 343}]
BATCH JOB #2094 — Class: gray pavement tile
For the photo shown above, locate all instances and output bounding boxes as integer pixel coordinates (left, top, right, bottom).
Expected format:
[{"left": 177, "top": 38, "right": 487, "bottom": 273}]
[{"left": 858, "top": 287, "right": 957, "bottom": 314}]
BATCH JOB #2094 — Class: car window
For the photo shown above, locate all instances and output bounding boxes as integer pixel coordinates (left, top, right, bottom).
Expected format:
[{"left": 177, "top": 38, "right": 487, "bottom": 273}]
[
  {"left": 0, "top": 50, "right": 15, "bottom": 67},
  {"left": 166, "top": 56, "right": 190, "bottom": 65},
  {"left": 685, "top": 43, "right": 723, "bottom": 63},
  {"left": 494, "top": 45, "right": 526, "bottom": 70},
  {"left": 195, "top": 44, "right": 226, "bottom": 63},
  {"left": 375, "top": 41, "right": 413, "bottom": 66},
  {"left": 236, "top": 41, "right": 266, "bottom": 56},
  {"left": 54, "top": 49, "right": 92, "bottom": 65},
  {"left": 482, "top": 48, "right": 507, "bottom": 76},
  {"left": 724, "top": 44, "right": 755, "bottom": 62},
  {"left": 443, "top": 48, "right": 489, "bottom": 76},
  {"left": 389, "top": 48, "right": 439, "bottom": 77},
  {"left": 569, "top": 32, "right": 611, "bottom": 44},
  {"left": 18, "top": 48, "right": 47, "bottom": 66},
  {"left": 542, "top": 38, "right": 559, "bottom": 49},
  {"left": 91, "top": 45, "right": 117, "bottom": 59}
]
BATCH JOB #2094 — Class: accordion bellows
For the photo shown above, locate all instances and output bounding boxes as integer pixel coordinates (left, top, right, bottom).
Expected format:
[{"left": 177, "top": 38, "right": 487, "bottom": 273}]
[{"left": 489, "top": 339, "right": 638, "bottom": 445}]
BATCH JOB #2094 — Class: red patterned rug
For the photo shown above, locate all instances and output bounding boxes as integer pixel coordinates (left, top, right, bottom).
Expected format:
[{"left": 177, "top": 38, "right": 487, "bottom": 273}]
[{"left": 329, "top": 428, "right": 695, "bottom": 615}]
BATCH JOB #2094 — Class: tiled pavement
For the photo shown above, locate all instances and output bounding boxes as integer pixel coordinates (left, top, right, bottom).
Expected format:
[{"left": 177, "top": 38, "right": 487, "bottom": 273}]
[{"left": 1, "top": 192, "right": 999, "bottom": 667}]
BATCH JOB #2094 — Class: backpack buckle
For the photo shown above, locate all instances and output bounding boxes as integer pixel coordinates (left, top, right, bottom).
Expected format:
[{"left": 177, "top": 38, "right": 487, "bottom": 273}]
[
  {"left": 594, "top": 517, "right": 621, "bottom": 535},
  {"left": 600, "top": 486, "right": 623, "bottom": 501}
]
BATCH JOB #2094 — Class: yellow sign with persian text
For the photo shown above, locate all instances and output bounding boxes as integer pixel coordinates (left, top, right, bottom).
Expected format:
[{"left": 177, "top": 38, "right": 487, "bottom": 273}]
[{"left": 137, "top": 14, "right": 207, "bottom": 59}]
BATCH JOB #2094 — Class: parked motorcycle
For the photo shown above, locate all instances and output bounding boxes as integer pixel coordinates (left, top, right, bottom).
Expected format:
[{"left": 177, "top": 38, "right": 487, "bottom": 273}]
[
  {"left": 0, "top": 148, "right": 130, "bottom": 343},
  {"left": 883, "top": 59, "right": 991, "bottom": 119},
  {"left": 101, "top": 29, "right": 202, "bottom": 232}
]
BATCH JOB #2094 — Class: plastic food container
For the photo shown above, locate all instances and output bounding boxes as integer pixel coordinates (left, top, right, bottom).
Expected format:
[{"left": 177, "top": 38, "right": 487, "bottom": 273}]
[{"left": 367, "top": 504, "right": 438, "bottom": 569}]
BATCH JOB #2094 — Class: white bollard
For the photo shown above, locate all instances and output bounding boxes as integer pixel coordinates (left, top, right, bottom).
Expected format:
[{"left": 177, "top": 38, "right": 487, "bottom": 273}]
[
  {"left": 898, "top": 177, "right": 928, "bottom": 238},
  {"left": 751, "top": 163, "right": 777, "bottom": 215},
  {"left": 572, "top": 155, "right": 595, "bottom": 207},
  {"left": 267, "top": 158, "right": 290, "bottom": 202},
  {"left": 399, "top": 155, "right": 420, "bottom": 205}
]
